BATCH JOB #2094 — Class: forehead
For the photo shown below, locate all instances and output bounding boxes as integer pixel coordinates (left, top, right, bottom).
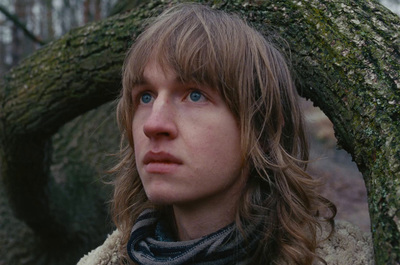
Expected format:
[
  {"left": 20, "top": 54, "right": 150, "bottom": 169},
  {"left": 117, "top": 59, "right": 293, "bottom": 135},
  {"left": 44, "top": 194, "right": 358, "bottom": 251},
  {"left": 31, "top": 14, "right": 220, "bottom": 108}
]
[
  {"left": 142, "top": 60, "right": 176, "bottom": 82},
  {"left": 132, "top": 60, "right": 182, "bottom": 90},
  {"left": 134, "top": 59, "right": 210, "bottom": 90}
]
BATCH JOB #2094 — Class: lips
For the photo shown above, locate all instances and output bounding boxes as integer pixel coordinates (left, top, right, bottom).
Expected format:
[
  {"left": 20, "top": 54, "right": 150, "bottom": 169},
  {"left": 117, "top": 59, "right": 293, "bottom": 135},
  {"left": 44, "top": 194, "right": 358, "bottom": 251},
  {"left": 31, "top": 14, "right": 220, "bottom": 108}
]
[
  {"left": 143, "top": 151, "right": 183, "bottom": 165},
  {"left": 142, "top": 151, "right": 182, "bottom": 174}
]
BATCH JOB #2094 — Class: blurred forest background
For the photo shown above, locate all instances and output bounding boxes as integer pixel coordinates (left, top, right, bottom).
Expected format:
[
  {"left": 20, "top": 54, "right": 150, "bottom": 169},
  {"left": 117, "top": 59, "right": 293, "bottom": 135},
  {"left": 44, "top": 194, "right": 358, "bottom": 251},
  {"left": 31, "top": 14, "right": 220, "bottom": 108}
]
[
  {"left": 0, "top": 0, "right": 399, "bottom": 264},
  {"left": 0, "top": 0, "right": 398, "bottom": 75}
]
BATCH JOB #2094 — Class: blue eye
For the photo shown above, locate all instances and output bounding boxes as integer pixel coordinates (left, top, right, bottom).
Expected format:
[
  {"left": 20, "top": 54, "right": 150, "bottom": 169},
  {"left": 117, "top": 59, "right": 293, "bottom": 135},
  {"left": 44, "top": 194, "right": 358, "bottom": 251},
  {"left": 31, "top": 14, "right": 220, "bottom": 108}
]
[
  {"left": 140, "top": 93, "right": 153, "bottom": 104},
  {"left": 189, "top": 91, "right": 203, "bottom": 102}
]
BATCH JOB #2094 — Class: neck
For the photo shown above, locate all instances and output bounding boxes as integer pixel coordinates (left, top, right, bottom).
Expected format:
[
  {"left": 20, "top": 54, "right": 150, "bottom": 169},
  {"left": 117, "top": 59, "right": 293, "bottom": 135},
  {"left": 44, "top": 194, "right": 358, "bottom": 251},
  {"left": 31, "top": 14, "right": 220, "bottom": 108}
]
[{"left": 172, "top": 196, "right": 239, "bottom": 241}]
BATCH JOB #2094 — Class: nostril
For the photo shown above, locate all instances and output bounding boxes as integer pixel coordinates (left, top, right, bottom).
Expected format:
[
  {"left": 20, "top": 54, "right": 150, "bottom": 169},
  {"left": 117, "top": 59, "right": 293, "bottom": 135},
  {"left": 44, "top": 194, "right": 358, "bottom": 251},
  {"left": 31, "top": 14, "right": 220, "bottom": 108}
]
[{"left": 143, "top": 116, "right": 177, "bottom": 139}]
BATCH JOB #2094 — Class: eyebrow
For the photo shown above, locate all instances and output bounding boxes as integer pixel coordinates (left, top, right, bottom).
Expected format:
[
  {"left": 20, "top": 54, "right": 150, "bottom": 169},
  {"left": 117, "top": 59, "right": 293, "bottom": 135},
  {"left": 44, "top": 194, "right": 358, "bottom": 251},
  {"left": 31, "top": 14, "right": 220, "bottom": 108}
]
[
  {"left": 133, "top": 78, "right": 149, "bottom": 86},
  {"left": 133, "top": 75, "right": 186, "bottom": 87}
]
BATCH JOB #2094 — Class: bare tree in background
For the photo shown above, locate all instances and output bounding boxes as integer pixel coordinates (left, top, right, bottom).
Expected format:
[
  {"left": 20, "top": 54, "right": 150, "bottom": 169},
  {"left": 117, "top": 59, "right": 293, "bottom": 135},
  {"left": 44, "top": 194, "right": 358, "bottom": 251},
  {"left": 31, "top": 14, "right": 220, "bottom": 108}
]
[{"left": 0, "top": 0, "right": 115, "bottom": 77}]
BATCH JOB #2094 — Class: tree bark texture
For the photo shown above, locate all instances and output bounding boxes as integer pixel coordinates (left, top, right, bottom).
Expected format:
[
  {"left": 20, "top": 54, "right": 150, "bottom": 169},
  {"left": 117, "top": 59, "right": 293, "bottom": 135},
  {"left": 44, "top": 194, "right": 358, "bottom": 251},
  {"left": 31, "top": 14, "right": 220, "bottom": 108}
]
[{"left": 0, "top": 0, "right": 399, "bottom": 264}]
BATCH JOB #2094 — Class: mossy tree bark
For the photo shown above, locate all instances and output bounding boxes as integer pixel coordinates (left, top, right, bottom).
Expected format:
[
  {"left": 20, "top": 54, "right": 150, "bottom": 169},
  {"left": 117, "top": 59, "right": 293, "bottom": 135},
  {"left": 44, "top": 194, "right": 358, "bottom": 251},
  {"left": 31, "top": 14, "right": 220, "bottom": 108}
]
[{"left": 0, "top": 0, "right": 399, "bottom": 264}]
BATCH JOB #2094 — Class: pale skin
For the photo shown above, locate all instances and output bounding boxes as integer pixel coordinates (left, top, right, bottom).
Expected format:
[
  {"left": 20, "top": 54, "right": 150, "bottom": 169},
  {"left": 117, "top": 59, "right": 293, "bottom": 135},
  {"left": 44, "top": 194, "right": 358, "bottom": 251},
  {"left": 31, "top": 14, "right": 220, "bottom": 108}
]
[{"left": 131, "top": 60, "right": 248, "bottom": 240}]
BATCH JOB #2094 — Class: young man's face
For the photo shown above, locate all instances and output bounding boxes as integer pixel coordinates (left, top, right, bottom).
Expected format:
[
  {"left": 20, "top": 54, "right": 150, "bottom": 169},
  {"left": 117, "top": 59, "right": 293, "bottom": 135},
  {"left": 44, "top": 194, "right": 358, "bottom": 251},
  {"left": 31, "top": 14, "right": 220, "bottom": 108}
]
[{"left": 131, "top": 60, "right": 246, "bottom": 208}]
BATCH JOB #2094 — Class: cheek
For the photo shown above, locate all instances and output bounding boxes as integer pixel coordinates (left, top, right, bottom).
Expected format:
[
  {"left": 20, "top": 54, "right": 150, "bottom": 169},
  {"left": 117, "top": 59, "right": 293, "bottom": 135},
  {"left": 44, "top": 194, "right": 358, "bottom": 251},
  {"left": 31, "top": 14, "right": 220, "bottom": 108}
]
[
  {"left": 132, "top": 124, "right": 144, "bottom": 160},
  {"left": 191, "top": 122, "right": 242, "bottom": 168},
  {"left": 216, "top": 131, "right": 242, "bottom": 165}
]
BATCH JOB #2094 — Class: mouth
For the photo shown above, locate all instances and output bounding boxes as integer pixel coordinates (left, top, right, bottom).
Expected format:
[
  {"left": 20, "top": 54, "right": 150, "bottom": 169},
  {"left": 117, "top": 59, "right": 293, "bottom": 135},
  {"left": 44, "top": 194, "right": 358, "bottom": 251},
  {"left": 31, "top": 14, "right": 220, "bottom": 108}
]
[
  {"left": 143, "top": 151, "right": 183, "bottom": 166},
  {"left": 142, "top": 151, "right": 182, "bottom": 174}
]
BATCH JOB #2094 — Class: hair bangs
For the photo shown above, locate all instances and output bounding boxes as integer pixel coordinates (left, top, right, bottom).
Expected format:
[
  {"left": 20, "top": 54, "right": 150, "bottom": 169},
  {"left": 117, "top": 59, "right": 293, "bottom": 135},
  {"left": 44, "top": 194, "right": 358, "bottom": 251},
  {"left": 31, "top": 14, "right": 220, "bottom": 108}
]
[{"left": 123, "top": 4, "right": 248, "bottom": 117}]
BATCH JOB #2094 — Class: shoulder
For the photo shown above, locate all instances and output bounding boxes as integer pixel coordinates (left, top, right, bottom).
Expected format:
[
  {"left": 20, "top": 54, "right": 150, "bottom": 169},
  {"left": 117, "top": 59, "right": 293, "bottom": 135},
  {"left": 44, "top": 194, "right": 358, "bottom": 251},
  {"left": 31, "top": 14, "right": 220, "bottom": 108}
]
[
  {"left": 77, "top": 221, "right": 375, "bottom": 265},
  {"left": 77, "top": 230, "right": 122, "bottom": 265},
  {"left": 316, "top": 220, "right": 375, "bottom": 265}
]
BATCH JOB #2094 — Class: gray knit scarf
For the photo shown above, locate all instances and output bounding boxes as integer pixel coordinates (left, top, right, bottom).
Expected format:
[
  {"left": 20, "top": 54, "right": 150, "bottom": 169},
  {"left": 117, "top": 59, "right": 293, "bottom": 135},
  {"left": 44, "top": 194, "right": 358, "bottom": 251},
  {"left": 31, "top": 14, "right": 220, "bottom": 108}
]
[{"left": 127, "top": 209, "right": 257, "bottom": 265}]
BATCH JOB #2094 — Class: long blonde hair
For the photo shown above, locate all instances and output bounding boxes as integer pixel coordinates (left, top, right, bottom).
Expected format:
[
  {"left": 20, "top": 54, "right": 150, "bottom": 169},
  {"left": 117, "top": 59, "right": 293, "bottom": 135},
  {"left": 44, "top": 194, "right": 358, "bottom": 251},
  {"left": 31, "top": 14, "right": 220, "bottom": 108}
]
[{"left": 112, "top": 3, "right": 336, "bottom": 264}]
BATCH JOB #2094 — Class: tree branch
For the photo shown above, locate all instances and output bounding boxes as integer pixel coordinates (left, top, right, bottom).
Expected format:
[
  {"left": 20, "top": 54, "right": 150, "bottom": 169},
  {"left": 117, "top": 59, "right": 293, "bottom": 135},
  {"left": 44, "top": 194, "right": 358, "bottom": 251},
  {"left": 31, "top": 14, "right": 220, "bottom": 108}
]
[{"left": 0, "top": 3, "right": 46, "bottom": 45}]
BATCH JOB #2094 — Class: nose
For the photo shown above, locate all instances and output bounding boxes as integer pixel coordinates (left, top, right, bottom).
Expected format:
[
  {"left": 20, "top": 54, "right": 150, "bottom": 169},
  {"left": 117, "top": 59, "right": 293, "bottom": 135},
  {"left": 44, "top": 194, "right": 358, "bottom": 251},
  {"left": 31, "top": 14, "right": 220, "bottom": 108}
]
[{"left": 143, "top": 96, "right": 178, "bottom": 139}]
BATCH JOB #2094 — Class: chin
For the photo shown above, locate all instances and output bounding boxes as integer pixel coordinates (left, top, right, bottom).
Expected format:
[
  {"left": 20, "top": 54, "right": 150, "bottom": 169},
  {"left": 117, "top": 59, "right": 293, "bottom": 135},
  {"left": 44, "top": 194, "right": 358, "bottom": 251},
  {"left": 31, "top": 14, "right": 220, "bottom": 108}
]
[
  {"left": 146, "top": 191, "right": 178, "bottom": 205},
  {"left": 143, "top": 182, "right": 185, "bottom": 204}
]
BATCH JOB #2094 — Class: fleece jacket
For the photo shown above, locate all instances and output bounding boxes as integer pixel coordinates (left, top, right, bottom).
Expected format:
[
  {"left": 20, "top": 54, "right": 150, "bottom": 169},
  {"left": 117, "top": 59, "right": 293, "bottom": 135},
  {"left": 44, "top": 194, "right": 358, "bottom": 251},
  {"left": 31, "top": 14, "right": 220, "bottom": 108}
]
[{"left": 77, "top": 220, "right": 374, "bottom": 265}]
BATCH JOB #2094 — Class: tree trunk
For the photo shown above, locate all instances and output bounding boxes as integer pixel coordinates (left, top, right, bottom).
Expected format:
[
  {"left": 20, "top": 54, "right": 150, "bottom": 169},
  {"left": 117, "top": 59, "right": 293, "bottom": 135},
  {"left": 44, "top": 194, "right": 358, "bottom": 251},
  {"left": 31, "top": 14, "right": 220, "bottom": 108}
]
[
  {"left": 84, "top": 0, "right": 91, "bottom": 23},
  {"left": 0, "top": 0, "right": 399, "bottom": 264}
]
